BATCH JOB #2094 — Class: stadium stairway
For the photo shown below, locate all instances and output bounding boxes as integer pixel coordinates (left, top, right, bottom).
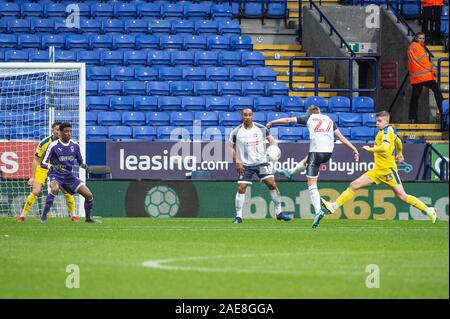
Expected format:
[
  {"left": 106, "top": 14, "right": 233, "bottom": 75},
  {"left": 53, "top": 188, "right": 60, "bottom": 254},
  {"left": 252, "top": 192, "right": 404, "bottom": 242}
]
[
  {"left": 287, "top": 0, "right": 341, "bottom": 21},
  {"left": 253, "top": 43, "right": 337, "bottom": 98},
  {"left": 428, "top": 45, "right": 449, "bottom": 100}
]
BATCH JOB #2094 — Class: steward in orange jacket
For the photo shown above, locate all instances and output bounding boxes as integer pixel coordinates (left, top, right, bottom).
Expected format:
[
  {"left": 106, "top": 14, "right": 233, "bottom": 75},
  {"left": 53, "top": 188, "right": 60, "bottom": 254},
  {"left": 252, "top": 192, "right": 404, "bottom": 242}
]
[{"left": 421, "top": 0, "right": 444, "bottom": 44}]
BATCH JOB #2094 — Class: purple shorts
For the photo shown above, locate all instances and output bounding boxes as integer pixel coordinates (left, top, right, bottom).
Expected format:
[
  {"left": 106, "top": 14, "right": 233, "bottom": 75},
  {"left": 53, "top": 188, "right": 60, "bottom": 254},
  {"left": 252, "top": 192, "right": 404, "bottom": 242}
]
[{"left": 48, "top": 173, "right": 83, "bottom": 195}]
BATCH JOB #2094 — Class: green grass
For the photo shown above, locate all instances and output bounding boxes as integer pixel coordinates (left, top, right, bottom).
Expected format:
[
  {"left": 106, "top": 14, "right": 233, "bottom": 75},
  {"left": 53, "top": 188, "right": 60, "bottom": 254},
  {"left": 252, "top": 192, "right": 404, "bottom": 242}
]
[{"left": 0, "top": 217, "right": 448, "bottom": 298}]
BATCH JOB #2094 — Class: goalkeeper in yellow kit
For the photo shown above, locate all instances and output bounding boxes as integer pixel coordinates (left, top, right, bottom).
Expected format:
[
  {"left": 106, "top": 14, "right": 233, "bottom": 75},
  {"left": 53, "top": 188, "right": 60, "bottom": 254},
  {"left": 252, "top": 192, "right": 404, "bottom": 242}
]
[
  {"left": 16, "top": 122, "right": 77, "bottom": 222},
  {"left": 320, "top": 111, "right": 437, "bottom": 225}
]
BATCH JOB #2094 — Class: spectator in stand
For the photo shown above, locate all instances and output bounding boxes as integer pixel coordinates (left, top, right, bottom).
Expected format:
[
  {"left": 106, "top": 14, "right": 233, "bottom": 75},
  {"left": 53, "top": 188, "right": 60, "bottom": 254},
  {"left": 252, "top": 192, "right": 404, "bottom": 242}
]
[
  {"left": 421, "top": 0, "right": 444, "bottom": 45},
  {"left": 407, "top": 32, "right": 444, "bottom": 124}
]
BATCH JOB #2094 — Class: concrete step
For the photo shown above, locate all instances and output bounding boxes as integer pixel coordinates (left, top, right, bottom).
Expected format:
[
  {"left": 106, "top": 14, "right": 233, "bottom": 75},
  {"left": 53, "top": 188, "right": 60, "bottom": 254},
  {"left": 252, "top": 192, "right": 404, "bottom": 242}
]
[
  {"left": 277, "top": 75, "right": 325, "bottom": 82},
  {"left": 254, "top": 44, "right": 302, "bottom": 51},
  {"left": 289, "top": 91, "right": 337, "bottom": 97},
  {"left": 431, "top": 52, "right": 449, "bottom": 58},
  {"left": 397, "top": 131, "right": 443, "bottom": 139},
  {"left": 288, "top": 82, "right": 332, "bottom": 89},
  {"left": 391, "top": 124, "right": 441, "bottom": 130},
  {"left": 273, "top": 66, "right": 315, "bottom": 73},
  {"left": 428, "top": 45, "right": 445, "bottom": 51},
  {"left": 288, "top": 2, "right": 340, "bottom": 10},
  {"left": 262, "top": 51, "right": 306, "bottom": 58},
  {"left": 266, "top": 60, "right": 313, "bottom": 66}
]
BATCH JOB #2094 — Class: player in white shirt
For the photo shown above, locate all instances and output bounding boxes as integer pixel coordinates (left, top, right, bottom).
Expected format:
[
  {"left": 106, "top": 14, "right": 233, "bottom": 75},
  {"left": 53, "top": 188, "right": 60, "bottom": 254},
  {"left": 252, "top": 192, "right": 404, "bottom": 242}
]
[
  {"left": 228, "top": 108, "right": 292, "bottom": 223},
  {"left": 267, "top": 106, "right": 359, "bottom": 228}
]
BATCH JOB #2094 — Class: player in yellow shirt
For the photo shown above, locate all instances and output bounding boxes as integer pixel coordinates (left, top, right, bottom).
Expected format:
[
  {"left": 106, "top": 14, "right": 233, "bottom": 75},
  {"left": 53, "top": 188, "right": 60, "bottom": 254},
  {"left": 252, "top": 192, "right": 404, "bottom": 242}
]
[
  {"left": 16, "top": 122, "right": 77, "bottom": 222},
  {"left": 320, "top": 111, "right": 437, "bottom": 225}
]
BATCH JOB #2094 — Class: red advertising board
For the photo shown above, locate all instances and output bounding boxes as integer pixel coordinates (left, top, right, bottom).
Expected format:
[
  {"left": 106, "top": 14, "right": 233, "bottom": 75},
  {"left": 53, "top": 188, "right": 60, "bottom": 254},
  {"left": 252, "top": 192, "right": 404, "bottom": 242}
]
[
  {"left": 0, "top": 141, "right": 36, "bottom": 179},
  {"left": 381, "top": 62, "right": 398, "bottom": 89}
]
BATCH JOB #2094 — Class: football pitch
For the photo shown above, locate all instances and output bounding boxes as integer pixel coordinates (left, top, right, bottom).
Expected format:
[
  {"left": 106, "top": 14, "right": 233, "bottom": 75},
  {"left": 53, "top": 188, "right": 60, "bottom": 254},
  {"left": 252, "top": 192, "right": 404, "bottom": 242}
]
[{"left": 0, "top": 217, "right": 448, "bottom": 299}]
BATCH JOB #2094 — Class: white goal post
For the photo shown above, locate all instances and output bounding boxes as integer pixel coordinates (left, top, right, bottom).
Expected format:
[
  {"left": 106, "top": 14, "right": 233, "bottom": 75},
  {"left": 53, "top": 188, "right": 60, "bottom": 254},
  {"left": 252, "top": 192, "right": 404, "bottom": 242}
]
[{"left": 0, "top": 63, "right": 86, "bottom": 218}]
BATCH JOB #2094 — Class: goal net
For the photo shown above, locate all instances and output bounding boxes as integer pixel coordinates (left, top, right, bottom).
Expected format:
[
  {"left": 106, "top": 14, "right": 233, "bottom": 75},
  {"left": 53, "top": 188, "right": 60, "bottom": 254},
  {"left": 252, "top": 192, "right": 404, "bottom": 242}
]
[{"left": 0, "top": 63, "right": 86, "bottom": 218}]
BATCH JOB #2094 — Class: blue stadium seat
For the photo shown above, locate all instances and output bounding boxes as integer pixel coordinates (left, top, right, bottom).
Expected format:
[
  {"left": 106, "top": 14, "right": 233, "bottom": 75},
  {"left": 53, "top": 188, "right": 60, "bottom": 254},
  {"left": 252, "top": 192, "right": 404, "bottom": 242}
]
[
  {"left": 65, "top": 34, "right": 90, "bottom": 49},
  {"left": 109, "top": 96, "right": 134, "bottom": 111},
  {"left": 305, "top": 96, "right": 327, "bottom": 109},
  {"left": 124, "top": 19, "right": 148, "bottom": 34},
  {"left": 322, "top": 112, "right": 339, "bottom": 125},
  {"left": 185, "top": 3, "right": 210, "bottom": 20},
  {"left": 161, "top": 3, "right": 184, "bottom": 19},
  {"left": 68, "top": 3, "right": 91, "bottom": 18},
  {"left": 266, "top": 0, "right": 287, "bottom": 19},
  {"left": 267, "top": 112, "right": 290, "bottom": 123},
  {"left": 206, "top": 67, "right": 229, "bottom": 81},
  {"left": 77, "top": 50, "right": 101, "bottom": 64},
  {"left": 443, "top": 99, "right": 449, "bottom": 115},
  {"left": 134, "top": 96, "right": 158, "bottom": 111},
  {"left": 108, "top": 126, "right": 132, "bottom": 140},
  {"left": 352, "top": 96, "right": 375, "bottom": 112},
  {"left": 135, "top": 67, "right": 159, "bottom": 81},
  {"left": 21, "top": 3, "right": 44, "bottom": 18},
  {"left": 124, "top": 50, "right": 147, "bottom": 66},
  {"left": 230, "top": 35, "right": 253, "bottom": 50},
  {"left": 7, "top": 19, "right": 30, "bottom": 33},
  {"left": 211, "top": 3, "right": 234, "bottom": 19},
  {"left": 266, "top": 82, "right": 288, "bottom": 95},
  {"left": 160, "top": 35, "right": 185, "bottom": 50},
  {"left": 30, "top": 18, "right": 53, "bottom": 33},
  {"left": 0, "top": 3, "right": 20, "bottom": 18},
  {"left": 123, "top": 81, "right": 147, "bottom": 95},
  {"left": 98, "top": 81, "right": 122, "bottom": 95},
  {"left": 28, "top": 49, "right": 50, "bottom": 62},
  {"left": 281, "top": 96, "right": 304, "bottom": 112},
  {"left": 0, "top": 35, "right": 17, "bottom": 48},
  {"left": 23, "top": 111, "right": 46, "bottom": 126},
  {"left": 362, "top": 113, "right": 376, "bottom": 127},
  {"left": 220, "top": 51, "right": 241, "bottom": 66},
  {"left": 207, "top": 35, "right": 230, "bottom": 50},
  {"left": 206, "top": 96, "right": 229, "bottom": 111},
  {"left": 55, "top": 50, "right": 77, "bottom": 62},
  {"left": 41, "top": 34, "right": 64, "bottom": 49},
  {"left": 102, "top": 19, "right": 124, "bottom": 33},
  {"left": 230, "top": 96, "right": 254, "bottom": 111},
  {"left": 170, "top": 81, "right": 194, "bottom": 96},
  {"left": 253, "top": 112, "right": 267, "bottom": 124},
  {"left": 148, "top": 50, "right": 171, "bottom": 65},
  {"left": 195, "top": 20, "right": 219, "bottom": 35},
  {"left": 114, "top": 2, "right": 138, "bottom": 18},
  {"left": 91, "top": 34, "right": 114, "bottom": 49},
  {"left": 243, "top": 1, "right": 264, "bottom": 18},
  {"left": 86, "top": 81, "right": 98, "bottom": 95},
  {"left": 195, "top": 51, "right": 220, "bottom": 65},
  {"left": 137, "top": 3, "right": 161, "bottom": 18},
  {"left": 241, "top": 51, "right": 265, "bottom": 66},
  {"left": 147, "top": 82, "right": 170, "bottom": 95},
  {"left": 9, "top": 126, "right": 37, "bottom": 139},
  {"left": 170, "top": 111, "right": 194, "bottom": 126},
  {"left": 230, "top": 67, "right": 253, "bottom": 81},
  {"left": 183, "top": 97, "right": 206, "bottom": 111},
  {"left": 133, "top": 126, "right": 157, "bottom": 140},
  {"left": 184, "top": 35, "right": 207, "bottom": 50},
  {"left": 218, "top": 81, "right": 242, "bottom": 95},
  {"left": 350, "top": 126, "right": 375, "bottom": 141},
  {"left": 254, "top": 97, "right": 277, "bottom": 111},
  {"left": 44, "top": 3, "right": 66, "bottom": 18},
  {"left": 87, "top": 96, "right": 110, "bottom": 111},
  {"left": 171, "top": 50, "right": 195, "bottom": 65},
  {"left": 135, "top": 35, "right": 159, "bottom": 50},
  {"left": 159, "top": 67, "right": 182, "bottom": 81},
  {"left": 113, "top": 34, "right": 136, "bottom": 50},
  {"left": 278, "top": 127, "right": 302, "bottom": 141},
  {"left": 4, "top": 50, "right": 28, "bottom": 62},
  {"left": 87, "top": 126, "right": 108, "bottom": 140},
  {"left": 87, "top": 111, "right": 98, "bottom": 126},
  {"left": 54, "top": 18, "right": 77, "bottom": 33},
  {"left": 111, "top": 66, "right": 134, "bottom": 81},
  {"left": 88, "top": 66, "right": 111, "bottom": 81},
  {"left": 339, "top": 113, "right": 363, "bottom": 127},
  {"left": 219, "top": 112, "right": 241, "bottom": 126},
  {"left": 101, "top": 50, "right": 124, "bottom": 65},
  {"left": 149, "top": 19, "right": 172, "bottom": 34},
  {"left": 253, "top": 67, "right": 276, "bottom": 81},
  {"left": 98, "top": 111, "right": 122, "bottom": 126},
  {"left": 183, "top": 67, "right": 207, "bottom": 81},
  {"left": 201, "top": 126, "right": 226, "bottom": 141},
  {"left": 157, "top": 126, "right": 192, "bottom": 141},
  {"left": 158, "top": 96, "right": 182, "bottom": 111},
  {"left": 328, "top": 96, "right": 351, "bottom": 112},
  {"left": 122, "top": 111, "right": 146, "bottom": 126},
  {"left": 79, "top": 19, "right": 102, "bottom": 33},
  {"left": 194, "top": 111, "right": 219, "bottom": 126},
  {"left": 172, "top": 20, "right": 195, "bottom": 34},
  {"left": 219, "top": 20, "right": 241, "bottom": 35},
  {"left": 401, "top": 0, "right": 421, "bottom": 19},
  {"left": 146, "top": 112, "right": 170, "bottom": 126}
]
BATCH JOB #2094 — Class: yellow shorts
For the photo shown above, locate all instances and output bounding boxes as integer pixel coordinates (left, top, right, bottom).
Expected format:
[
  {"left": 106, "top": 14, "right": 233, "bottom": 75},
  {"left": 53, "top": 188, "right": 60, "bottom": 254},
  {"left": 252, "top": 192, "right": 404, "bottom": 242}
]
[
  {"left": 34, "top": 167, "right": 49, "bottom": 185},
  {"left": 364, "top": 168, "right": 402, "bottom": 187}
]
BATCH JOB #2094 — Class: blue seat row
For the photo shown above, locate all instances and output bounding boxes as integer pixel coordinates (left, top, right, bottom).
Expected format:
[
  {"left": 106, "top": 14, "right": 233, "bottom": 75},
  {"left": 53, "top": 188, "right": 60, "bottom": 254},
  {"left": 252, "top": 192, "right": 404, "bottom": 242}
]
[
  {"left": 0, "top": 18, "right": 241, "bottom": 35},
  {"left": 0, "top": 2, "right": 239, "bottom": 20},
  {"left": 0, "top": 34, "right": 253, "bottom": 51},
  {"left": 86, "top": 80, "right": 289, "bottom": 97}
]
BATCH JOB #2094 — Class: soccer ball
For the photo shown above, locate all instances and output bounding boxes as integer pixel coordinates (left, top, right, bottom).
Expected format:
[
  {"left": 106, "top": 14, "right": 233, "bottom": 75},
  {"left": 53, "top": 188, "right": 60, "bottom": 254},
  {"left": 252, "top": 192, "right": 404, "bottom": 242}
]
[
  {"left": 144, "top": 186, "right": 180, "bottom": 218},
  {"left": 266, "top": 145, "right": 281, "bottom": 162}
]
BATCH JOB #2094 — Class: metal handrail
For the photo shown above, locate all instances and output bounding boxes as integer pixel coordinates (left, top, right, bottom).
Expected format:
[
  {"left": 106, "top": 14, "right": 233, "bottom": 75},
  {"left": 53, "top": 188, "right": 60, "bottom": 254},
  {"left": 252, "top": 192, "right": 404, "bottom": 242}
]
[
  {"left": 289, "top": 56, "right": 378, "bottom": 96},
  {"left": 418, "top": 143, "right": 449, "bottom": 181},
  {"left": 437, "top": 57, "right": 450, "bottom": 93}
]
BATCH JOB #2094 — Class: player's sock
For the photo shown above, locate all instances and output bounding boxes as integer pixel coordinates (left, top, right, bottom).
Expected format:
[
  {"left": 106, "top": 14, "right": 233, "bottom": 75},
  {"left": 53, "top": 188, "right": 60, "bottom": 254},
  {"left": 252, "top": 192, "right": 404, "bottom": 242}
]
[
  {"left": 65, "top": 193, "right": 76, "bottom": 216},
  {"left": 84, "top": 198, "right": 94, "bottom": 220},
  {"left": 335, "top": 188, "right": 355, "bottom": 210},
  {"left": 21, "top": 193, "right": 37, "bottom": 217},
  {"left": 235, "top": 193, "right": 245, "bottom": 218},
  {"left": 42, "top": 193, "right": 56, "bottom": 218},
  {"left": 290, "top": 159, "right": 306, "bottom": 174},
  {"left": 308, "top": 185, "right": 321, "bottom": 214},
  {"left": 405, "top": 195, "right": 428, "bottom": 212},
  {"left": 270, "top": 189, "right": 282, "bottom": 215}
]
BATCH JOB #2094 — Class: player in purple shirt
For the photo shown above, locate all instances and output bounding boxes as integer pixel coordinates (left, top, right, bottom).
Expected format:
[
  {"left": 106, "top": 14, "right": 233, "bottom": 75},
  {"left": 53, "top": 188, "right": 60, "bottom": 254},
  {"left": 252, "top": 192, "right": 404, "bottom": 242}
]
[{"left": 40, "top": 122, "right": 100, "bottom": 224}]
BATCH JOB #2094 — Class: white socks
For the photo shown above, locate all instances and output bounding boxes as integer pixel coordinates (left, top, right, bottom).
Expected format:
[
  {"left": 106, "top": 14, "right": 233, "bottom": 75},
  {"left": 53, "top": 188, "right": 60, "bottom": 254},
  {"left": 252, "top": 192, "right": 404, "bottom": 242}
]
[
  {"left": 270, "top": 189, "right": 282, "bottom": 215},
  {"left": 235, "top": 192, "right": 245, "bottom": 218},
  {"left": 308, "top": 185, "right": 321, "bottom": 214},
  {"left": 290, "top": 159, "right": 307, "bottom": 174}
]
